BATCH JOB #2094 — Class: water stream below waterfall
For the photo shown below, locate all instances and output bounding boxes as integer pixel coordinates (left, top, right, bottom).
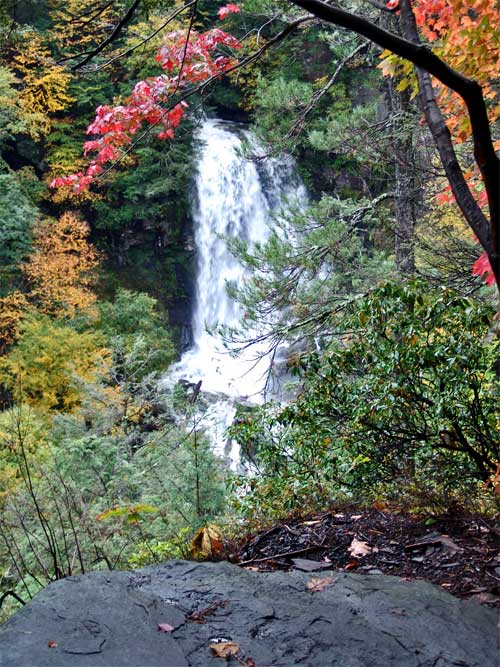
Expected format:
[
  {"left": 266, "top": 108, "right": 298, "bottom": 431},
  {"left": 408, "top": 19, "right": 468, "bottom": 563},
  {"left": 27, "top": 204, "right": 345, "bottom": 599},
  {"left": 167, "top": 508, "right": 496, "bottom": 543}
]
[{"left": 162, "top": 118, "right": 307, "bottom": 468}]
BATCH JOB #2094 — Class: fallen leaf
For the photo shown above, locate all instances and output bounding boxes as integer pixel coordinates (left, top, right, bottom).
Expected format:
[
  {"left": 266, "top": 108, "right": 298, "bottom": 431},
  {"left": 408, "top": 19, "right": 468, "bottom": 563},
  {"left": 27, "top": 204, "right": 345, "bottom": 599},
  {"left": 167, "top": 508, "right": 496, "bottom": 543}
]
[
  {"left": 157, "top": 623, "right": 174, "bottom": 633},
  {"left": 344, "top": 560, "right": 359, "bottom": 571},
  {"left": 306, "top": 576, "right": 336, "bottom": 592},
  {"left": 209, "top": 641, "right": 240, "bottom": 658},
  {"left": 188, "top": 600, "right": 227, "bottom": 623},
  {"left": 351, "top": 514, "right": 363, "bottom": 521},
  {"left": 47, "top": 640, "right": 57, "bottom": 649},
  {"left": 246, "top": 658, "right": 256, "bottom": 667},
  {"left": 373, "top": 501, "right": 388, "bottom": 511},
  {"left": 189, "top": 525, "right": 223, "bottom": 561},
  {"left": 348, "top": 538, "right": 372, "bottom": 558},
  {"left": 438, "top": 535, "right": 462, "bottom": 553}
]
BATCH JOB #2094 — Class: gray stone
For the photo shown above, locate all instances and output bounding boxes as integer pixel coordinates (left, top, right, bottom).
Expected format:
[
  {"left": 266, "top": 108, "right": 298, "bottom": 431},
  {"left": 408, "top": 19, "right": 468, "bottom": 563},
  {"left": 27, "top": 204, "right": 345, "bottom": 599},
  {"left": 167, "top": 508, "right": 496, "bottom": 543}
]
[{"left": 0, "top": 561, "right": 498, "bottom": 667}]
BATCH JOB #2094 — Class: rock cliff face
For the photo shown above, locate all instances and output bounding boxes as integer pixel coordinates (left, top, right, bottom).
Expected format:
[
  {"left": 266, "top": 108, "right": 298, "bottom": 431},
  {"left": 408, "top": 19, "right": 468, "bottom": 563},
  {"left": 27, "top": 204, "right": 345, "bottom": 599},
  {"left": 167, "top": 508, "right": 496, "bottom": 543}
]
[{"left": 1, "top": 560, "right": 498, "bottom": 667}]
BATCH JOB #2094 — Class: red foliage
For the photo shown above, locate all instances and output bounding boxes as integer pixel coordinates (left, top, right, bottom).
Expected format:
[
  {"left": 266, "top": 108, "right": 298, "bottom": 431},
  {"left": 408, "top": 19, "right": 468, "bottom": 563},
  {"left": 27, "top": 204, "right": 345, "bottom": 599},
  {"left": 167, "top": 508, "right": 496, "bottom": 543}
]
[
  {"left": 472, "top": 252, "right": 495, "bottom": 287},
  {"left": 51, "top": 28, "right": 241, "bottom": 192},
  {"left": 218, "top": 4, "right": 241, "bottom": 19}
]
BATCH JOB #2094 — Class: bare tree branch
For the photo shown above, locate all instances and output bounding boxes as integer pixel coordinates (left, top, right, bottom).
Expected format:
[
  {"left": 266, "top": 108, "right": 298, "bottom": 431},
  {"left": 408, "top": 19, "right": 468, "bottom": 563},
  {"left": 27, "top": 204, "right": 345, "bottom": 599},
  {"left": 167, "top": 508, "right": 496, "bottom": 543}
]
[
  {"left": 84, "top": 1, "right": 197, "bottom": 72},
  {"left": 71, "top": 0, "right": 142, "bottom": 70}
]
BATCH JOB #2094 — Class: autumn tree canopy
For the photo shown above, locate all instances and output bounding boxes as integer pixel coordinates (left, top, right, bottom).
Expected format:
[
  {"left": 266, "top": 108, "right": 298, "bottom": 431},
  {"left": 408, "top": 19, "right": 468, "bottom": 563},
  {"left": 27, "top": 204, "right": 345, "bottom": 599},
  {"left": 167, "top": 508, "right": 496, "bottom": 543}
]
[{"left": 49, "top": 0, "right": 500, "bottom": 291}]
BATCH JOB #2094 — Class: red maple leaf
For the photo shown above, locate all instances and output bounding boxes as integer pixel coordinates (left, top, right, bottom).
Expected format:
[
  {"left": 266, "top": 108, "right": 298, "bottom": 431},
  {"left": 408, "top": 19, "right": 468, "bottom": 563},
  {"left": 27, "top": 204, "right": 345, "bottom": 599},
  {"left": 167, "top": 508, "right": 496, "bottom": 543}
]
[
  {"left": 218, "top": 4, "right": 240, "bottom": 19},
  {"left": 472, "top": 252, "right": 495, "bottom": 286}
]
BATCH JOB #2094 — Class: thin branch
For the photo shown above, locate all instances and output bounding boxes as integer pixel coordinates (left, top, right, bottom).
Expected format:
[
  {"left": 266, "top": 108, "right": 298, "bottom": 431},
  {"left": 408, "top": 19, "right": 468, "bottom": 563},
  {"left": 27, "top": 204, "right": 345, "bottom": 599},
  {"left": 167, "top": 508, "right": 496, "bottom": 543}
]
[
  {"left": 0, "top": 590, "right": 26, "bottom": 608},
  {"left": 72, "top": 0, "right": 142, "bottom": 70},
  {"left": 65, "top": 1, "right": 115, "bottom": 24},
  {"left": 85, "top": 1, "right": 197, "bottom": 72},
  {"left": 71, "top": 1, "right": 116, "bottom": 28},
  {"left": 284, "top": 40, "right": 370, "bottom": 142}
]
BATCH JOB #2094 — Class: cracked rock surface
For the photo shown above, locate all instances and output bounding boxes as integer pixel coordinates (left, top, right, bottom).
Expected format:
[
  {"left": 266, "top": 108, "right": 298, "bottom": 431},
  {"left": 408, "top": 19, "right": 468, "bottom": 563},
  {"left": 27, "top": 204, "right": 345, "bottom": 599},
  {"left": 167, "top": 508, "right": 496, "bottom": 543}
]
[{"left": 1, "top": 560, "right": 498, "bottom": 666}]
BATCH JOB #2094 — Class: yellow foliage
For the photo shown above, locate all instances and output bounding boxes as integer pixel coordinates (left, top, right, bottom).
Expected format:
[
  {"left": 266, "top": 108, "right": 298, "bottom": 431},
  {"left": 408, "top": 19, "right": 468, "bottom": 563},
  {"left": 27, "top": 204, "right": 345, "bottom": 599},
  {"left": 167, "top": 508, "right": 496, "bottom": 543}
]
[
  {"left": 22, "top": 212, "right": 100, "bottom": 319},
  {"left": 415, "top": 199, "right": 474, "bottom": 278},
  {"left": 227, "top": 35, "right": 279, "bottom": 112},
  {"left": 118, "top": 15, "right": 185, "bottom": 73},
  {"left": 0, "top": 405, "right": 51, "bottom": 497},
  {"left": 378, "top": 50, "right": 419, "bottom": 99},
  {"left": 11, "top": 32, "right": 73, "bottom": 138},
  {"left": 50, "top": 0, "right": 119, "bottom": 53},
  {"left": 0, "top": 313, "right": 110, "bottom": 411},
  {"left": 0, "top": 292, "right": 28, "bottom": 350}
]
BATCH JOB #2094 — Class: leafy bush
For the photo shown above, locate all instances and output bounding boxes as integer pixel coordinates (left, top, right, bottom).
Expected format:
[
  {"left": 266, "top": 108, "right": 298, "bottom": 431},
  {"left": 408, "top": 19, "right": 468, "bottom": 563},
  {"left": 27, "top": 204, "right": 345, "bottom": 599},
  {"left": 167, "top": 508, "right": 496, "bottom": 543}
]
[
  {"left": 229, "top": 280, "right": 500, "bottom": 517},
  {"left": 0, "top": 174, "right": 37, "bottom": 290},
  {"left": 97, "top": 288, "right": 176, "bottom": 381}
]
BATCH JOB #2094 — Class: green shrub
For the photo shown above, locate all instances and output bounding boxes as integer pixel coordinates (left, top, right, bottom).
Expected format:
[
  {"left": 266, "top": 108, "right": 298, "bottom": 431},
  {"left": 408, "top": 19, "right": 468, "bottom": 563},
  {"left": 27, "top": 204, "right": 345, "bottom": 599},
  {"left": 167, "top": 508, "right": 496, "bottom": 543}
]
[{"left": 229, "top": 280, "right": 500, "bottom": 516}]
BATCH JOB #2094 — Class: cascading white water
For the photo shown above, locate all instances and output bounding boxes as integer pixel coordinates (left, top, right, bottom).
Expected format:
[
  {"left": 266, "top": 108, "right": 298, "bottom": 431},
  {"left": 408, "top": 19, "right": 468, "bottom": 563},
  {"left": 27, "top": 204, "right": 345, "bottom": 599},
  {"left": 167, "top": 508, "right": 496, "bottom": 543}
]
[
  {"left": 175, "top": 119, "right": 305, "bottom": 396},
  {"left": 165, "top": 118, "right": 307, "bottom": 466}
]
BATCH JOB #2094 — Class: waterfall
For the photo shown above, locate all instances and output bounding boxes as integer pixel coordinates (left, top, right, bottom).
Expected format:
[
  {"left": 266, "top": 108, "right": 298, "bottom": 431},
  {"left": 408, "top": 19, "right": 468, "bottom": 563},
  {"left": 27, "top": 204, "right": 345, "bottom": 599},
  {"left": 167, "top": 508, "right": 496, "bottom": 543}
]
[{"left": 165, "top": 118, "right": 307, "bottom": 466}]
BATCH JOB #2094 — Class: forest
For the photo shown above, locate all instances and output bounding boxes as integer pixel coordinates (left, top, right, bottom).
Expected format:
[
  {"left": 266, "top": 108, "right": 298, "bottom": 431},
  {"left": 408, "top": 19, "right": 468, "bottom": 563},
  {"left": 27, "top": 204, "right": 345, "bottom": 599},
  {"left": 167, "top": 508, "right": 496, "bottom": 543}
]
[{"left": 0, "top": 0, "right": 499, "bottom": 622}]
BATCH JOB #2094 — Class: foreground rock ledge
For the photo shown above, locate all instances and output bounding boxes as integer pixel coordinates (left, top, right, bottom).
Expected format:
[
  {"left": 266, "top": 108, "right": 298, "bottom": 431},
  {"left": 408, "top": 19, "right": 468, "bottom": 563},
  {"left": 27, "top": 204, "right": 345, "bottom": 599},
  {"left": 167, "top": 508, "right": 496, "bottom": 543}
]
[{"left": 1, "top": 561, "right": 498, "bottom": 666}]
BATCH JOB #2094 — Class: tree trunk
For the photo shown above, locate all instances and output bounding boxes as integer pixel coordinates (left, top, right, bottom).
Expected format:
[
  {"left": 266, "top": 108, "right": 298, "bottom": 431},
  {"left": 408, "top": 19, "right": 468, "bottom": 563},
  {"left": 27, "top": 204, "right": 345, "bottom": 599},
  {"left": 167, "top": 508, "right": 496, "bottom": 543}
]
[{"left": 385, "top": 76, "right": 419, "bottom": 275}]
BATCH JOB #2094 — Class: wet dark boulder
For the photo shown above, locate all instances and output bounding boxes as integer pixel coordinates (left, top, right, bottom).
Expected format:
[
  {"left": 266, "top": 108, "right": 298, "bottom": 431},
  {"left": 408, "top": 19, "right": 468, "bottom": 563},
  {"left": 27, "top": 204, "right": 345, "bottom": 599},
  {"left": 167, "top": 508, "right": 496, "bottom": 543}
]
[{"left": 1, "top": 560, "right": 497, "bottom": 666}]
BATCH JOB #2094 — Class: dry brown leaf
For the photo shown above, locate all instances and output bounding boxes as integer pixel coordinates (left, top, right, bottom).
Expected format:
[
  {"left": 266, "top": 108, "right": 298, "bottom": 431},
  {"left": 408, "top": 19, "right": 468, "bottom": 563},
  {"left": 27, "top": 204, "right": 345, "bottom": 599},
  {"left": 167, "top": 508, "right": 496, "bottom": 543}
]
[
  {"left": 348, "top": 538, "right": 372, "bottom": 558},
  {"left": 188, "top": 600, "right": 227, "bottom": 623},
  {"left": 373, "top": 501, "right": 388, "bottom": 511},
  {"left": 47, "top": 640, "right": 58, "bottom": 649},
  {"left": 306, "top": 576, "right": 337, "bottom": 592},
  {"left": 189, "top": 524, "right": 223, "bottom": 561},
  {"left": 209, "top": 641, "right": 240, "bottom": 659}
]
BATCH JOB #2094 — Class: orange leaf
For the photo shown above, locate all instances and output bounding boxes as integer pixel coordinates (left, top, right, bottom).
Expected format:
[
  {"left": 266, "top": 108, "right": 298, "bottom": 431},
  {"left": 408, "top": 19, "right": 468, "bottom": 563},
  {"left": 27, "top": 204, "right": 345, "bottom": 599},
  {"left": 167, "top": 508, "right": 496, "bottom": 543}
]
[
  {"left": 209, "top": 642, "right": 240, "bottom": 659},
  {"left": 306, "top": 576, "right": 337, "bottom": 592}
]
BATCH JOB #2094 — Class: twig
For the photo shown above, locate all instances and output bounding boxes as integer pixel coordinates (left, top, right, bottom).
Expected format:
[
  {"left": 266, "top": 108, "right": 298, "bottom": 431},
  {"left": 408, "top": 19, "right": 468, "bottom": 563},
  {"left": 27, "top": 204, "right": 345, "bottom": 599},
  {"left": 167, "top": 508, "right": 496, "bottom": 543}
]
[
  {"left": 477, "top": 516, "right": 500, "bottom": 538},
  {"left": 238, "top": 543, "right": 326, "bottom": 566},
  {"left": 404, "top": 539, "right": 444, "bottom": 551},
  {"left": 72, "top": 0, "right": 142, "bottom": 69},
  {"left": 0, "top": 590, "right": 26, "bottom": 609}
]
